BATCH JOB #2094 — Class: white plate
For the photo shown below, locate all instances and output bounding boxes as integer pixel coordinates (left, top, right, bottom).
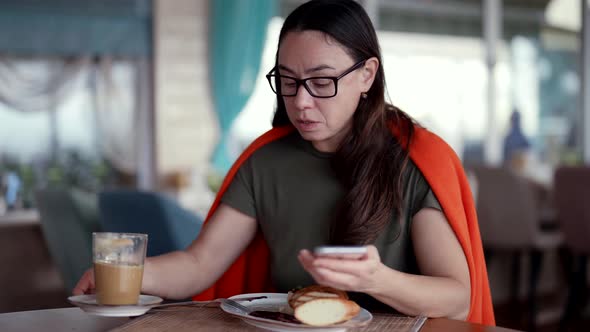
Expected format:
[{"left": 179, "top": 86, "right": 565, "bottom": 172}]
[
  {"left": 221, "top": 293, "right": 373, "bottom": 332},
  {"left": 68, "top": 294, "right": 163, "bottom": 317}
]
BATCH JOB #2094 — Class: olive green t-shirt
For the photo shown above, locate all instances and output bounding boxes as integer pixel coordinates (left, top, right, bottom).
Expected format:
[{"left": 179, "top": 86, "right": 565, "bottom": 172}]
[{"left": 221, "top": 133, "right": 441, "bottom": 296}]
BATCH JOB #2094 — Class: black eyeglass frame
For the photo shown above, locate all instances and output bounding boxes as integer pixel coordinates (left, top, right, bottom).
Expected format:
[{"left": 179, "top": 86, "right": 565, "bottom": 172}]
[{"left": 265, "top": 59, "right": 367, "bottom": 98}]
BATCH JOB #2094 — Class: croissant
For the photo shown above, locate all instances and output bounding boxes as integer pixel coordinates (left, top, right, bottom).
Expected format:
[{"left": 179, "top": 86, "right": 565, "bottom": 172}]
[
  {"left": 287, "top": 285, "right": 348, "bottom": 308},
  {"left": 295, "top": 298, "right": 361, "bottom": 326},
  {"left": 287, "top": 285, "right": 360, "bottom": 326}
]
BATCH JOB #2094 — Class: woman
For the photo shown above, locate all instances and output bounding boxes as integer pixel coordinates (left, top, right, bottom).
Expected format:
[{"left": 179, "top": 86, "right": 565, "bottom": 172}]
[{"left": 75, "top": 0, "right": 494, "bottom": 324}]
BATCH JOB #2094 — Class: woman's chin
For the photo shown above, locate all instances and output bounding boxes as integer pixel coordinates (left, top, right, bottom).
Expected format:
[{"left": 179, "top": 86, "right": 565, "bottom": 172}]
[
  {"left": 298, "top": 132, "right": 341, "bottom": 153},
  {"left": 297, "top": 129, "right": 324, "bottom": 142}
]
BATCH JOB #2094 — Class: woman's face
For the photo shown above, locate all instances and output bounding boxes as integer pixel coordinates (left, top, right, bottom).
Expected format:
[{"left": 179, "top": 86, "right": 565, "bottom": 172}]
[{"left": 277, "top": 31, "right": 376, "bottom": 152}]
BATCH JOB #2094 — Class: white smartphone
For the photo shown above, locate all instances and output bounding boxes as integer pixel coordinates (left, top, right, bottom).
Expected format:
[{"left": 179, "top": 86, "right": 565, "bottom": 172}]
[{"left": 313, "top": 246, "right": 368, "bottom": 259}]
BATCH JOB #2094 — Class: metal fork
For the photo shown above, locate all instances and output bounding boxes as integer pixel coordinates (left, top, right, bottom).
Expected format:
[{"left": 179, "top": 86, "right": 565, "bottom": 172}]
[
  {"left": 218, "top": 298, "right": 251, "bottom": 313},
  {"left": 149, "top": 296, "right": 262, "bottom": 313}
]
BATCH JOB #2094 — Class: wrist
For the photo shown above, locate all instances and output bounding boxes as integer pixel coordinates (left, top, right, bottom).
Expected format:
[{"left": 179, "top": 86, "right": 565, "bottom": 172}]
[
  {"left": 364, "top": 262, "right": 389, "bottom": 296},
  {"left": 141, "top": 258, "right": 153, "bottom": 294}
]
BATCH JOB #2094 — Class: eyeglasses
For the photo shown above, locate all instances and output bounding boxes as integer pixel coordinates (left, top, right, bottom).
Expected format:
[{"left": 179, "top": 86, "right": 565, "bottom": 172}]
[{"left": 265, "top": 59, "right": 367, "bottom": 98}]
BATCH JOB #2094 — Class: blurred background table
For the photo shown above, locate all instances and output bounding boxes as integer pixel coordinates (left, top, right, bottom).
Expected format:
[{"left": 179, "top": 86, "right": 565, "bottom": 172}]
[
  {"left": 0, "top": 209, "right": 68, "bottom": 313},
  {"left": 0, "top": 209, "right": 39, "bottom": 227}
]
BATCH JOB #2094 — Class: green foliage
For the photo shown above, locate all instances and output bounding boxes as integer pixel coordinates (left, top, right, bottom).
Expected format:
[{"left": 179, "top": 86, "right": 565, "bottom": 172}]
[
  {"left": 206, "top": 169, "right": 224, "bottom": 194},
  {"left": 1, "top": 150, "right": 116, "bottom": 208}
]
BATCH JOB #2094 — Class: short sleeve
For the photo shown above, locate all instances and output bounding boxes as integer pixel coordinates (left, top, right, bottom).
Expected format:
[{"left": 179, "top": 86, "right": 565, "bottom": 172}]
[
  {"left": 420, "top": 189, "right": 442, "bottom": 212},
  {"left": 406, "top": 162, "right": 443, "bottom": 218},
  {"left": 220, "top": 158, "right": 257, "bottom": 218}
]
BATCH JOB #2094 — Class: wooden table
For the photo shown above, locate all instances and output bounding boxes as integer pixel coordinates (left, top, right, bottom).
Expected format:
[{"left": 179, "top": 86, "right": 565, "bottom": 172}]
[
  {"left": 0, "top": 307, "right": 521, "bottom": 332},
  {"left": 0, "top": 308, "right": 127, "bottom": 332}
]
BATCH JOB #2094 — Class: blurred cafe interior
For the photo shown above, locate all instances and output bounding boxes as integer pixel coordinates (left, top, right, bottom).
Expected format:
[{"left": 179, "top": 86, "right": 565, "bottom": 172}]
[{"left": 0, "top": 0, "right": 587, "bottom": 331}]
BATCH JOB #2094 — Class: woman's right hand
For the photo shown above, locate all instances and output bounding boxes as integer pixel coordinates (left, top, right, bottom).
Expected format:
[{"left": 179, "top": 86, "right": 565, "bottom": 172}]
[{"left": 72, "top": 268, "right": 95, "bottom": 295}]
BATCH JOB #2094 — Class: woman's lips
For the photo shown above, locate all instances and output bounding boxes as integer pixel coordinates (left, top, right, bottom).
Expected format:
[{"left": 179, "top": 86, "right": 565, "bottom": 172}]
[{"left": 297, "top": 120, "right": 319, "bottom": 131}]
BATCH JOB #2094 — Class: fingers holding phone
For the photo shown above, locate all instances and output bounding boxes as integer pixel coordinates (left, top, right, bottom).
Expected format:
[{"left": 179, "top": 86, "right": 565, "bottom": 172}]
[{"left": 298, "top": 245, "right": 382, "bottom": 293}]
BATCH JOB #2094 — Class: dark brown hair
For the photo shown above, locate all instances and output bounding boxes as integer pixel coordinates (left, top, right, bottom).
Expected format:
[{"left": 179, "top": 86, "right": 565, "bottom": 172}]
[{"left": 272, "top": 0, "right": 415, "bottom": 244}]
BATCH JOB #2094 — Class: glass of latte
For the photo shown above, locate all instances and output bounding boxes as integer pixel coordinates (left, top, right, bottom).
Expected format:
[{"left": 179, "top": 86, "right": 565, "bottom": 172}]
[{"left": 92, "top": 232, "right": 148, "bottom": 305}]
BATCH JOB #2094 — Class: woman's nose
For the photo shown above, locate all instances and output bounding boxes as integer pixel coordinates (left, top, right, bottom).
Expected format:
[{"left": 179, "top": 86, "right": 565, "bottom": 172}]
[{"left": 293, "top": 84, "right": 314, "bottom": 110}]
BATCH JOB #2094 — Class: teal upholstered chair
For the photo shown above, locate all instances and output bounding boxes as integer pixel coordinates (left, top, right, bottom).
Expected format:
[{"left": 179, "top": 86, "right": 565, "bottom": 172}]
[
  {"left": 35, "top": 189, "right": 101, "bottom": 293},
  {"left": 98, "top": 190, "right": 203, "bottom": 257}
]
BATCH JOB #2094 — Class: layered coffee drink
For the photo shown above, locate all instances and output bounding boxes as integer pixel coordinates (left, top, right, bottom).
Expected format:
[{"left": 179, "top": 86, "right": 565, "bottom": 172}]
[
  {"left": 94, "top": 261, "right": 144, "bottom": 305},
  {"left": 93, "top": 233, "right": 148, "bottom": 306}
]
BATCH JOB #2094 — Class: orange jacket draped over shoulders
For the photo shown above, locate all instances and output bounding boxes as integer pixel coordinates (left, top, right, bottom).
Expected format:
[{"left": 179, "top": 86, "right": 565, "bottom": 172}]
[{"left": 193, "top": 125, "right": 495, "bottom": 326}]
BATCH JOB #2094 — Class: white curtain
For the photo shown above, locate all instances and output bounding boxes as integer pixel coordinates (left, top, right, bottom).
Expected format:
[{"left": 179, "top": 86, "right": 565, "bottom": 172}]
[
  {"left": 0, "top": 57, "right": 90, "bottom": 112},
  {"left": 0, "top": 56, "right": 138, "bottom": 174},
  {"left": 93, "top": 57, "right": 138, "bottom": 173}
]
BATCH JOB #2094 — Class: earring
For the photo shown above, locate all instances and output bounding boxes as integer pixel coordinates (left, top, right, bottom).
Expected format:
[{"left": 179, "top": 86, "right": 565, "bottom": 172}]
[{"left": 361, "top": 92, "right": 368, "bottom": 99}]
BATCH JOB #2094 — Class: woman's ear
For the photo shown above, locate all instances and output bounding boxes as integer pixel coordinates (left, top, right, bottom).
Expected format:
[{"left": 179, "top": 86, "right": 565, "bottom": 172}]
[{"left": 359, "top": 57, "right": 379, "bottom": 92}]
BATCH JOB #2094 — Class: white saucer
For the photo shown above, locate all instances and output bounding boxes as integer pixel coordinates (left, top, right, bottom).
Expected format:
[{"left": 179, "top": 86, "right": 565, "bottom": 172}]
[{"left": 68, "top": 294, "right": 163, "bottom": 317}]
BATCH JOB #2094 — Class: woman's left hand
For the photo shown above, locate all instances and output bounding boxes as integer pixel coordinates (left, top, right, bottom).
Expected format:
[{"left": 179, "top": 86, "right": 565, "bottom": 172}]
[{"left": 298, "top": 245, "right": 383, "bottom": 293}]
